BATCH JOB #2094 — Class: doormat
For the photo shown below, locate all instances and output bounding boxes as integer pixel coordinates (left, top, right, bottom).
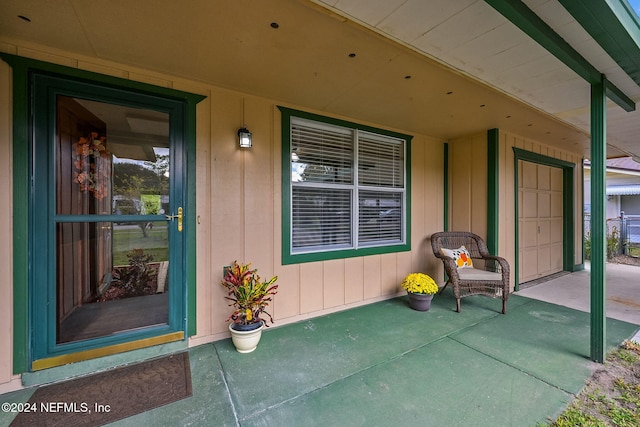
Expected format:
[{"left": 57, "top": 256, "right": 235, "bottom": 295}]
[{"left": 10, "top": 352, "right": 192, "bottom": 427}]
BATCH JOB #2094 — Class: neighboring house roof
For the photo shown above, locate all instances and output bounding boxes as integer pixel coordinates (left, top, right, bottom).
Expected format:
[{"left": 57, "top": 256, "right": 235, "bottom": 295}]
[
  {"left": 584, "top": 157, "right": 640, "bottom": 174},
  {"left": 607, "top": 185, "right": 640, "bottom": 195},
  {"left": 584, "top": 158, "right": 640, "bottom": 195},
  {"left": 606, "top": 157, "right": 640, "bottom": 171}
]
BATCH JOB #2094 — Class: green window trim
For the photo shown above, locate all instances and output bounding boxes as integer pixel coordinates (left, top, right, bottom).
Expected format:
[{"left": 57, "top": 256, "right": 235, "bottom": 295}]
[
  {"left": 512, "top": 147, "right": 576, "bottom": 291},
  {"left": 279, "top": 106, "right": 412, "bottom": 264},
  {"left": 0, "top": 53, "right": 205, "bottom": 373}
]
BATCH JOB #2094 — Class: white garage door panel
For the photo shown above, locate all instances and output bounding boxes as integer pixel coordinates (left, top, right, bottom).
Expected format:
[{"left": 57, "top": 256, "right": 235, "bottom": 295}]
[
  {"left": 550, "top": 245, "right": 564, "bottom": 270},
  {"left": 520, "top": 247, "right": 539, "bottom": 281},
  {"left": 551, "top": 219, "right": 563, "bottom": 244},
  {"left": 538, "top": 219, "right": 551, "bottom": 246},
  {"left": 551, "top": 167, "right": 563, "bottom": 191},
  {"left": 538, "top": 165, "right": 550, "bottom": 191},
  {"left": 551, "top": 192, "right": 563, "bottom": 217},
  {"left": 522, "top": 191, "right": 538, "bottom": 218},
  {"left": 522, "top": 161, "right": 538, "bottom": 189},
  {"left": 518, "top": 161, "right": 564, "bottom": 283},
  {"left": 538, "top": 246, "right": 551, "bottom": 274},
  {"left": 538, "top": 193, "right": 551, "bottom": 218},
  {"left": 521, "top": 220, "right": 539, "bottom": 248}
]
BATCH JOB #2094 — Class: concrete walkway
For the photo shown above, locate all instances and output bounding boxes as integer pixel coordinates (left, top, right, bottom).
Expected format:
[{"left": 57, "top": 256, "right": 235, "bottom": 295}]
[
  {"left": 516, "top": 262, "right": 640, "bottom": 326},
  {"left": 2, "top": 264, "right": 639, "bottom": 426},
  {"left": 2, "top": 288, "right": 639, "bottom": 426},
  {"left": 118, "top": 292, "right": 640, "bottom": 426}
]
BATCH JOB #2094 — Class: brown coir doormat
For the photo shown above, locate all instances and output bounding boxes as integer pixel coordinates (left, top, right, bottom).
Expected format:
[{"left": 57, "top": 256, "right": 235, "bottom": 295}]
[{"left": 11, "top": 352, "right": 192, "bottom": 427}]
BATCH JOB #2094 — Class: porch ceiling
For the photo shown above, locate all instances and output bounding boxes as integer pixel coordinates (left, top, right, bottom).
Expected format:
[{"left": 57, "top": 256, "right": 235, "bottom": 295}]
[
  {"left": 313, "top": 0, "right": 640, "bottom": 160},
  {"left": 1, "top": 0, "right": 639, "bottom": 159}
]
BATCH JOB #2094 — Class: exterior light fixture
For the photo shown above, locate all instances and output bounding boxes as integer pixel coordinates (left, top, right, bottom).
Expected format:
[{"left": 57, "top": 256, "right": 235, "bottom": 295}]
[{"left": 238, "top": 127, "right": 252, "bottom": 148}]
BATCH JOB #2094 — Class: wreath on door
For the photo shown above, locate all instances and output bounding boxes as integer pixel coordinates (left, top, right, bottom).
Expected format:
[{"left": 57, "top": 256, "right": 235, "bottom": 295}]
[{"left": 73, "top": 132, "right": 111, "bottom": 200}]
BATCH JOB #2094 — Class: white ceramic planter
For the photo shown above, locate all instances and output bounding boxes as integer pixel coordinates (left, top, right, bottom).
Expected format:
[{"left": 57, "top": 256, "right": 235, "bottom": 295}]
[{"left": 228, "top": 322, "right": 264, "bottom": 353}]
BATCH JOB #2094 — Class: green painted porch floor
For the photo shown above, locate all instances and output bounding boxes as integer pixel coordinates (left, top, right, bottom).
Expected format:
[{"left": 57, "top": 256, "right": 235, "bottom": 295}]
[{"left": 3, "top": 292, "right": 639, "bottom": 426}]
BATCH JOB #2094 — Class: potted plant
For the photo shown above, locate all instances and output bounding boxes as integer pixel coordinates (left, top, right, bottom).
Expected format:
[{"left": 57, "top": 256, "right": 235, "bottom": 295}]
[
  {"left": 221, "top": 260, "right": 278, "bottom": 353},
  {"left": 401, "top": 272, "right": 439, "bottom": 311}
]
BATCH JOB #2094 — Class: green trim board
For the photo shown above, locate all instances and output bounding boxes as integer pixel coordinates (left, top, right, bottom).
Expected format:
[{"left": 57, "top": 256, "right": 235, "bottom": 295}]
[
  {"left": 560, "top": 0, "right": 640, "bottom": 89},
  {"left": 487, "top": 129, "right": 499, "bottom": 255},
  {"left": 2, "top": 56, "right": 30, "bottom": 374},
  {"left": 581, "top": 157, "right": 586, "bottom": 269},
  {"left": 512, "top": 148, "right": 576, "bottom": 291},
  {"left": 444, "top": 142, "right": 449, "bottom": 232},
  {"left": 484, "top": 0, "right": 635, "bottom": 112},
  {"left": 278, "top": 106, "right": 412, "bottom": 265},
  {"left": 0, "top": 53, "right": 205, "bottom": 373},
  {"left": 185, "top": 104, "right": 199, "bottom": 337}
]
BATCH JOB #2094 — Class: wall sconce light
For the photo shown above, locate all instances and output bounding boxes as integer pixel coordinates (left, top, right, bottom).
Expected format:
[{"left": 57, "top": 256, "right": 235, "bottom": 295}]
[{"left": 238, "top": 127, "right": 252, "bottom": 148}]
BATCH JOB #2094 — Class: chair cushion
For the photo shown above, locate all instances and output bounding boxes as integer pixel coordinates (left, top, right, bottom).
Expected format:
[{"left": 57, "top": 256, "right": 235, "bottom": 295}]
[
  {"left": 457, "top": 268, "right": 502, "bottom": 281},
  {"left": 440, "top": 245, "right": 474, "bottom": 269}
]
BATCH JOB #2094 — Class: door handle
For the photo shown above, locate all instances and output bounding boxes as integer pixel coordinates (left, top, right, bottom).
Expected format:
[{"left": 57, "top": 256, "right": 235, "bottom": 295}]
[{"left": 166, "top": 207, "right": 183, "bottom": 232}]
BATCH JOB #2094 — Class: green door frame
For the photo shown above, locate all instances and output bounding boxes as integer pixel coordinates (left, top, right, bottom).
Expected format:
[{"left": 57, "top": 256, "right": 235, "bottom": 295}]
[
  {"left": 0, "top": 53, "right": 204, "bottom": 373},
  {"left": 512, "top": 147, "right": 576, "bottom": 292}
]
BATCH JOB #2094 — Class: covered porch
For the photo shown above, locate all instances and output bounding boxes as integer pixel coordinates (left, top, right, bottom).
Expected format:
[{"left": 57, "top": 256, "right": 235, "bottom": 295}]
[{"left": 2, "top": 264, "right": 638, "bottom": 426}]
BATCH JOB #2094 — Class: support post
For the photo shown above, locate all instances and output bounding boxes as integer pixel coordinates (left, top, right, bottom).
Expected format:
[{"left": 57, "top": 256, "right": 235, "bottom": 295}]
[{"left": 590, "top": 75, "right": 607, "bottom": 363}]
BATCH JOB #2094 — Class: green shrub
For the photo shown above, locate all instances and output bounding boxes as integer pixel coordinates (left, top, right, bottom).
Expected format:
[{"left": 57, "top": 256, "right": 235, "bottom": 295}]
[
  {"left": 584, "top": 226, "right": 620, "bottom": 260},
  {"left": 607, "top": 226, "right": 620, "bottom": 259},
  {"left": 115, "top": 248, "right": 154, "bottom": 296}
]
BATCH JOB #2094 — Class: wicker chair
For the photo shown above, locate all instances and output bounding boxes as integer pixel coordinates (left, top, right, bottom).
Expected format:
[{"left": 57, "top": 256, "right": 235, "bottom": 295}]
[{"left": 430, "top": 231, "right": 510, "bottom": 314}]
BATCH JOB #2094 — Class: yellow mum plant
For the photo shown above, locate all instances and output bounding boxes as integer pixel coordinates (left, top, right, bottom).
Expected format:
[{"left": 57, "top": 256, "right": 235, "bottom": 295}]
[{"left": 401, "top": 273, "right": 439, "bottom": 295}]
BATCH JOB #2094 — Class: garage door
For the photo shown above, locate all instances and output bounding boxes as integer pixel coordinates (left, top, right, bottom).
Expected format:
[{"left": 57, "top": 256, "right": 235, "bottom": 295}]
[{"left": 519, "top": 161, "right": 564, "bottom": 283}]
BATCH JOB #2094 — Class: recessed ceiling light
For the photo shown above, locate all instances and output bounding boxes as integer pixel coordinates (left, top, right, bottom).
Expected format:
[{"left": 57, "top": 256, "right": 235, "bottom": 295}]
[
  {"left": 404, "top": 75, "right": 412, "bottom": 79},
  {"left": 348, "top": 53, "right": 356, "bottom": 58},
  {"left": 18, "top": 15, "right": 31, "bottom": 22},
  {"left": 270, "top": 22, "right": 279, "bottom": 29}
]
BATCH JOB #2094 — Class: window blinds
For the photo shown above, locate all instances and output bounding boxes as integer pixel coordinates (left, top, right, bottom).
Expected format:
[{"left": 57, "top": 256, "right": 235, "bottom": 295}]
[{"left": 290, "top": 117, "right": 405, "bottom": 253}]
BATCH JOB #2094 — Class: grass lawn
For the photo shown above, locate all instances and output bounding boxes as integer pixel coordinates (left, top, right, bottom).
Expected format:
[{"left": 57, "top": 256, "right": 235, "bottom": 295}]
[
  {"left": 112, "top": 222, "right": 168, "bottom": 265},
  {"left": 541, "top": 341, "right": 640, "bottom": 427}
]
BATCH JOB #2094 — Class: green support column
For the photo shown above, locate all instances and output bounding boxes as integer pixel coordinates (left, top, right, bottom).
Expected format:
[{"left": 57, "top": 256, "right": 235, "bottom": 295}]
[{"left": 590, "top": 75, "right": 607, "bottom": 363}]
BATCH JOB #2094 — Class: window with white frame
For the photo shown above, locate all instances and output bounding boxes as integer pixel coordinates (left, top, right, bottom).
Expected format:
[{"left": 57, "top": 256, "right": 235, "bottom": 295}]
[{"left": 281, "top": 107, "right": 411, "bottom": 263}]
